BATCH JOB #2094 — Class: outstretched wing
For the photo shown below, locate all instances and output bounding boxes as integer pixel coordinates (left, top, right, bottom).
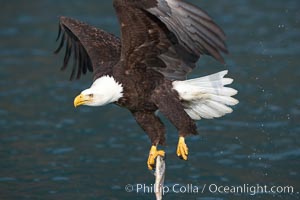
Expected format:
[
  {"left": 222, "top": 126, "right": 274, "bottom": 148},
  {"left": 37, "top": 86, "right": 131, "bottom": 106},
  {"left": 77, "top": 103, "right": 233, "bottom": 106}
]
[
  {"left": 55, "top": 16, "right": 121, "bottom": 80},
  {"left": 113, "top": 0, "right": 228, "bottom": 80}
]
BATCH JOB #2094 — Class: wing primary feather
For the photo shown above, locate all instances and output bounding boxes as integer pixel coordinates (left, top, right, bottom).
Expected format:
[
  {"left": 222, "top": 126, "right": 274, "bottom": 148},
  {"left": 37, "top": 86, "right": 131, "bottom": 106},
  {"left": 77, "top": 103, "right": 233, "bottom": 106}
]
[
  {"left": 190, "top": 14, "right": 226, "bottom": 42},
  {"left": 76, "top": 46, "right": 84, "bottom": 80},
  {"left": 178, "top": 1, "right": 213, "bottom": 22},
  {"left": 81, "top": 46, "right": 87, "bottom": 74},
  {"left": 73, "top": 42, "right": 80, "bottom": 70},
  {"left": 62, "top": 37, "right": 72, "bottom": 71},
  {"left": 193, "top": 32, "right": 225, "bottom": 63},
  {"left": 56, "top": 23, "right": 62, "bottom": 42},
  {"left": 78, "top": 47, "right": 84, "bottom": 77},
  {"left": 70, "top": 44, "right": 79, "bottom": 81},
  {"left": 73, "top": 42, "right": 79, "bottom": 74},
  {"left": 179, "top": 2, "right": 226, "bottom": 41},
  {"left": 87, "top": 56, "right": 93, "bottom": 72},
  {"left": 82, "top": 48, "right": 91, "bottom": 73},
  {"left": 54, "top": 31, "right": 65, "bottom": 54},
  {"left": 190, "top": 23, "right": 228, "bottom": 54}
]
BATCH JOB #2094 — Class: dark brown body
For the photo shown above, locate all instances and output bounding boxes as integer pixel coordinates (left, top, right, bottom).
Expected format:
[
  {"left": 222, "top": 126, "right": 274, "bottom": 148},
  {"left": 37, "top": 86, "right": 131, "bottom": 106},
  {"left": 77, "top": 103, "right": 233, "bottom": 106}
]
[{"left": 113, "top": 63, "right": 197, "bottom": 145}]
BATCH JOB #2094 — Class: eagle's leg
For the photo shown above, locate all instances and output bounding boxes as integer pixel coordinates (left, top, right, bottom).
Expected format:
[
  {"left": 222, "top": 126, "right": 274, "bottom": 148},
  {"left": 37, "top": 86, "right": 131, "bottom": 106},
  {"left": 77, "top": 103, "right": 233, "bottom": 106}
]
[
  {"left": 132, "top": 111, "right": 166, "bottom": 170},
  {"left": 152, "top": 84, "right": 197, "bottom": 161}
]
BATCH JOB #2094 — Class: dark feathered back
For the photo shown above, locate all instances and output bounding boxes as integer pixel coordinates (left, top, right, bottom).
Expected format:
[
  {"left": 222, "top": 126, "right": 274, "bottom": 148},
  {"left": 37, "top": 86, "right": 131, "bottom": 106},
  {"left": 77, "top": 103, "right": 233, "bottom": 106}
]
[{"left": 113, "top": 0, "right": 228, "bottom": 80}]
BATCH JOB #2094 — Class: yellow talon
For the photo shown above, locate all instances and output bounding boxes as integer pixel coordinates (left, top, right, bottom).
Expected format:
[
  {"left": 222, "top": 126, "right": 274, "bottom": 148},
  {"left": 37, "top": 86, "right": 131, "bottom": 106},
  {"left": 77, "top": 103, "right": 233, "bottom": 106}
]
[
  {"left": 147, "top": 145, "right": 165, "bottom": 170},
  {"left": 177, "top": 136, "right": 188, "bottom": 160}
]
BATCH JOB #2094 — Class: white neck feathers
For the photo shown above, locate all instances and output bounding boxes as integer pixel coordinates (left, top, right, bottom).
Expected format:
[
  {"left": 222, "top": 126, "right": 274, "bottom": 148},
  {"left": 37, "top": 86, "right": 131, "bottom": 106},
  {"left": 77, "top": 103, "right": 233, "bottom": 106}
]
[
  {"left": 92, "top": 75, "right": 123, "bottom": 102},
  {"left": 82, "top": 76, "right": 123, "bottom": 106}
]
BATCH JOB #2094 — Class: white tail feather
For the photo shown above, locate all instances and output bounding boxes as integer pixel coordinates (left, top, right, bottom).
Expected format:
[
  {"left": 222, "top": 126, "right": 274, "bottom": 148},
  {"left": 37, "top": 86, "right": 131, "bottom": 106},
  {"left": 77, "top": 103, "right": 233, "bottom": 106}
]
[
  {"left": 185, "top": 109, "right": 201, "bottom": 120},
  {"left": 173, "top": 70, "right": 238, "bottom": 120}
]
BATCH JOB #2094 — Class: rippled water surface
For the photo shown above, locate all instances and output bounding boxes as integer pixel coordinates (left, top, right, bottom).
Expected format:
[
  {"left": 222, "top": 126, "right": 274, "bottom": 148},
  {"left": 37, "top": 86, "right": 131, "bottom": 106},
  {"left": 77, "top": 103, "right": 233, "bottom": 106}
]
[{"left": 0, "top": 1, "right": 299, "bottom": 199}]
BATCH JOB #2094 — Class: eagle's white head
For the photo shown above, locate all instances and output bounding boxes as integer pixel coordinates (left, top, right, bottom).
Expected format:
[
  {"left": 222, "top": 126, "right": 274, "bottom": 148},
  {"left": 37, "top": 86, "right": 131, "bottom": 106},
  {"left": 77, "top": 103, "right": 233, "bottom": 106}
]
[{"left": 73, "top": 76, "right": 123, "bottom": 107}]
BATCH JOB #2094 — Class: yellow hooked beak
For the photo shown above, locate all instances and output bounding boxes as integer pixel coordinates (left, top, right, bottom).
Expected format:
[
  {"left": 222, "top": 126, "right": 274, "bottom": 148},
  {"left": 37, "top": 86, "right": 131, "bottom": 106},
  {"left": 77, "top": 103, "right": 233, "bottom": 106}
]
[{"left": 73, "top": 94, "right": 92, "bottom": 107}]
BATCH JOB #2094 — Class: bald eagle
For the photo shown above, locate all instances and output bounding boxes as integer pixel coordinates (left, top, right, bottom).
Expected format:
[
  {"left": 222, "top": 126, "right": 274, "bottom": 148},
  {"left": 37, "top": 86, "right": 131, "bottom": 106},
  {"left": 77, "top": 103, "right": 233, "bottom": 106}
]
[{"left": 55, "top": 0, "right": 238, "bottom": 170}]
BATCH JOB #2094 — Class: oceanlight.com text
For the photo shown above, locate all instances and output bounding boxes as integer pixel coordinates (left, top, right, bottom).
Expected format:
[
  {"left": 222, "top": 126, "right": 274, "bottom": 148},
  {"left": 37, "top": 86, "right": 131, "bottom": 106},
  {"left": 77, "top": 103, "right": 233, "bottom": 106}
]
[{"left": 125, "top": 183, "right": 295, "bottom": 196}]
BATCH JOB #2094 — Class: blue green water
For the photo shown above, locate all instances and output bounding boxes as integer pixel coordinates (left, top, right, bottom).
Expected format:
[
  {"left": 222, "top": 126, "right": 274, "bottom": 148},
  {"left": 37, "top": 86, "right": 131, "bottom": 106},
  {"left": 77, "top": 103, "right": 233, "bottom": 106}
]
[{"left": 0, "top": 1, "right": 299, "bottom": 199}]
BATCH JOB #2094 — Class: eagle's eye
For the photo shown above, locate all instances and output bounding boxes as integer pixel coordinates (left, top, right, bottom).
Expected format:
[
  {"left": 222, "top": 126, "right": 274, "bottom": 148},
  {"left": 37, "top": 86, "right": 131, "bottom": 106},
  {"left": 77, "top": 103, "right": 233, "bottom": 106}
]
[{"left": 88, "top": 94, "right": 94, "bottom": 98}]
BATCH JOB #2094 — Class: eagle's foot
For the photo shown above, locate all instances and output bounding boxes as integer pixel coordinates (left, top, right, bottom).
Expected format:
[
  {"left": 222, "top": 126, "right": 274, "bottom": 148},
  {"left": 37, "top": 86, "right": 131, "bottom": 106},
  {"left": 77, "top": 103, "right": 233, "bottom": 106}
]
[
  {"left": 177, "top": 136, "right": 188, "bottom": 160},
  {"left": 147, "top": 145, "right": 165, "bottom": 170}
]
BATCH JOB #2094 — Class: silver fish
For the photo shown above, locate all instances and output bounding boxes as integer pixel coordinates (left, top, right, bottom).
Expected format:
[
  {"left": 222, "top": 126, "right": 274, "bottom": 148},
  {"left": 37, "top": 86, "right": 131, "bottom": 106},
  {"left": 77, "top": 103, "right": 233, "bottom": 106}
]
[{"left": 154, "top": 155, "right": 165, "bottom": 200}]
